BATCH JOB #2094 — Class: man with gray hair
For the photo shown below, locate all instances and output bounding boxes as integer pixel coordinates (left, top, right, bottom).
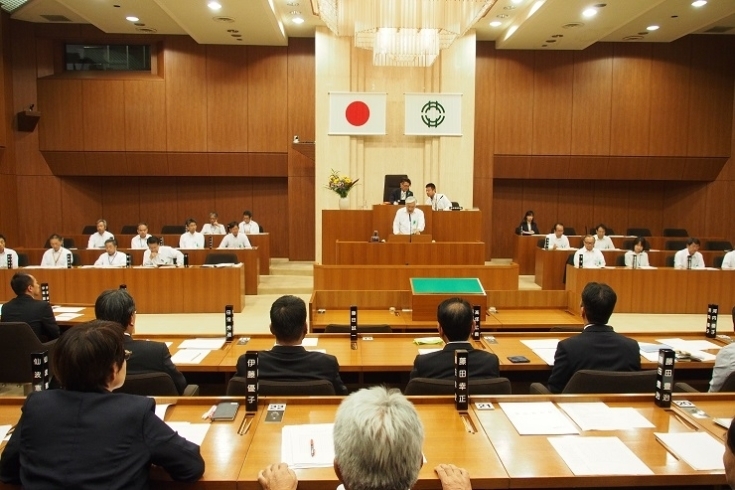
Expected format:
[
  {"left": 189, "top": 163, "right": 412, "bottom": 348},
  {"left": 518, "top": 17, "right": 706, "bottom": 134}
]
[
  {"left": 392, "top": 196, "right": 425, "bottom": 235},
  {"left": 257, "top": 386, "right": 472, "bottom": 490}
]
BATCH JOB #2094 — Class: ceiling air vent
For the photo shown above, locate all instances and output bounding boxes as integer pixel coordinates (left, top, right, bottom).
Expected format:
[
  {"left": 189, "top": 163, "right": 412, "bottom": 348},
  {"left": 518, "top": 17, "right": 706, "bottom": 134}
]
[
  {"left": 40, "top": 14, "right": 72, "bottom": 22},
  {"left": 704, "top": 26, "right": 734, "bottom": 33},
  {"left": 136, "top": 27, "right": 158, "bottom": 33},
  {"left": 213, "top": 16, "right": 236, "bottom": 23},
  {"left": 623, "top": 35, "right": 644, "bottom": 41},
  {"left": 562, "top": 23, "right": 583, "bottom": 29}
]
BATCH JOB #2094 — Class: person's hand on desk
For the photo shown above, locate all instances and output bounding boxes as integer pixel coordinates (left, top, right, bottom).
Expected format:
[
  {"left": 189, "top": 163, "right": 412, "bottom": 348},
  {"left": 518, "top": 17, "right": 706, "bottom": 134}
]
[
  {"left": 258, "top": 463, "right": 298, "bottom": 490},
  {"left": 435, "top": 464, "right": 472, "bottom": 490}
]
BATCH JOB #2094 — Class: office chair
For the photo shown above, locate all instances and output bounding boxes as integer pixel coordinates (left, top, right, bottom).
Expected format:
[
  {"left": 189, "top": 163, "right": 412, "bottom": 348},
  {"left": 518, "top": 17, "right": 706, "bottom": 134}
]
[
  {"left": 204, "top": 253, "right": 239, "bottom": 265},
  {"left": 665, "top": 256, "right": 675, "bottom": 267},
  {"left": 161, "top": 225, "right": 185, "bottom": 234},
  {"left": 706, "top": 240, "right": 733, "bottom": 251},
  {"left": 43, "top": 237, "right": 76, "bottom": 249},
  {"left": 17, "top": 253, "right": 29, "bottom": 267},
  {"left": 615, "top": 255, "right": 626, "bottom": 266},
  {"left": 72, "top": 253, "right": 82, "bottom": 266},
  {"left": 120, "top": 225, "right": 138, "bottom": 234},
  {"left": 665, "top": 240, "right": 688, "bottom": 251},
  {"left": 537, "top": 238, "right": 546, "bottom": 248},
  {"left": 383, "top": 174, "right": 408, "bottom": 203},
  {"left": 114, "top": 372, "right": 199, "bottom": 396},
  {"left": 324, "top": 324, "right": 392, "bottom": 333},
  {"left": 626, "top": 228, "right": 652, "bottom": 237},
  {"left": 676, "top": 371, "right": 735, "bottom": 393},
  {"left": 226, "top": 376, "right": 336, "bottom": 396},
  {"left": 0, "top": 323, "right": 57, "bottom": 384},
  {"left": 621, "top": 239, "right": 634, "bottom": 250},
  {"left": 82, "top": 225, "right": 97, "bottom": 235},
  {"left": 404, "top": 377, "right": 511, "bottom": 395},
  {"left": 563, "top": 227, "right": 576, "bottom": 236},
  {"left": 663, "top": 228, "right": 688, "bottom": 237},
  {"left": 259, "top": 225, "right": 264, "bottom": 233},
  {"left": 530, "top": 369, "right": 657, "bottom": 394}
]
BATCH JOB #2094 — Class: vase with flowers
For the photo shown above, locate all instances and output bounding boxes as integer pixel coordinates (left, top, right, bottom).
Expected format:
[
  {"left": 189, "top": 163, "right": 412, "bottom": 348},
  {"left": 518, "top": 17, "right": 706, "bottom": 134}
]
[{"left": 326, "top": 169, "right": 359, "bottom": 209}]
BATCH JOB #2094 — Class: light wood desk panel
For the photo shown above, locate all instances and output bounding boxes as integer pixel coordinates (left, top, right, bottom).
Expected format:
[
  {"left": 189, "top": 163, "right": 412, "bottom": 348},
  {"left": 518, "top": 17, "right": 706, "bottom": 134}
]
[{"left": 334, "top": 241, "right": 485, "bottom": 265}]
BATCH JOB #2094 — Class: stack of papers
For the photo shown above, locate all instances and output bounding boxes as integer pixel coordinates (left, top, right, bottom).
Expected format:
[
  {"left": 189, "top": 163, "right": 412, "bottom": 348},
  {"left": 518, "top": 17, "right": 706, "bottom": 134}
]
[
  {"left": 418, "top": 348, "right": 442, "bottom": 355},
  {"left": 655, "top": 338, "right": 720, "bottom": 362},
  {"left": 654, "top": 432, "right": 725, "bottom": 471},
  {"left": 499, "top": 401, "right": 578, "bottom": 435},
  {"left": 557, "top": 402, "right": 654, "bottom": 431},
  {"left": 520, "top": 339, "right": 560, "bottom": 365},
  {"left": 166, "top": 422, "right": 210, "bottom": 447},
  {"left": 0, "top": 425, "right": 12, "bottom": 442},
  {"left": 281, "top": 424, "right": 335, "bottom": 468},
  {"left": 179, "top": 338, "right": 226, "bottom": 350},
  {"left": 549, "top": 436, "right": 653, "bottom": 475},
  {"left": 171, "top": 349, "right": 210, "bottom": 364},
  {"left": 638, "top": 342, "right": 673, "bottom": 362}
]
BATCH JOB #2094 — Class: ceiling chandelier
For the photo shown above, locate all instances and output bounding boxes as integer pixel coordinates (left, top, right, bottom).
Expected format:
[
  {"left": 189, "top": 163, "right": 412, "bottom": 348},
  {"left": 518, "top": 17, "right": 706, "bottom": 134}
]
[{"left": 311, "top": 0, "right": 496, "bottom": 67}]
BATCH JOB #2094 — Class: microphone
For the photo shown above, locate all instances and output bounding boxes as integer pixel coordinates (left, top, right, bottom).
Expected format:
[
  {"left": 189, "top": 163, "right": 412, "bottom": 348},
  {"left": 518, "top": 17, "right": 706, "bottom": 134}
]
[{"left": 687, "top": 255, "right": 692, "bottom": 270}]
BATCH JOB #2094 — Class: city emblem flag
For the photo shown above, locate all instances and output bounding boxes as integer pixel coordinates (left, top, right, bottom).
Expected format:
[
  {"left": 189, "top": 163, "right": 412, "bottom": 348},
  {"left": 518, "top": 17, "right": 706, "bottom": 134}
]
[
  {"left": 404, "top": 93, "right": 462, "bottom": 136},
  {"left": 329, "top": 92, "right": 387, "bottom": 135}
]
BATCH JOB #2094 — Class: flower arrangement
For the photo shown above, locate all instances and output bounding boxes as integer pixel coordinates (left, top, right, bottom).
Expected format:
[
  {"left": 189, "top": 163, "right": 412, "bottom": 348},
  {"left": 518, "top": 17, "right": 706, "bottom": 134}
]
[{"left": 325, "top": 169, "right": 359, "bottom": 198}]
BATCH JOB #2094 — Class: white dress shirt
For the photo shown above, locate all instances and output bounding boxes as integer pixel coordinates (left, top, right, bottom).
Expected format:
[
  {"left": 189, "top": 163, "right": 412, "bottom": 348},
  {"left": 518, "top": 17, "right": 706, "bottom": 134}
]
[
  {"left": 238, "top": 221, "right": 260, "bottom": 234},
  {"left": 218, "top": 233, "right": 252, "bottom": 249},
  {"left": 130, "top": 234, "right": 151, "bottom": 249},
  {"left": 41, "top": 247, "right": 73, "bottom": 268},
  {"left": 624, "top": 250, "right": 650, "bottom": 268},
  {"left": 721, "top": 250, "right": 735, "bottom": 270},
  {"left": 201, "top": 223, "right": 226, "bottom": 235},
  {"left": 0, "top": 248, "right": 19, "bottom": 269},
  {"left": 87, "top": 231, "right": 114, "bottom": 249},
  {"left": 593, "top": 235, "right": 615, "bottom": 250},
  {"left": 673, "top": 249, "right": 705, "bottom": 269},
  {"left": 392, "top": 208, "right": 425, "bottom": 235},
  {"left": 142, "top": 246, "right": 184, "bottom": 266},
  {"left": 573, "top": 248, "right": 606, "bottom": 268},
  {"left": 179, "top": 231, "right": 205, "bottom": 249},
  {"left": 544, "top": 234, "right": 570, "bottom": 249},
  {"left": 710, "top": 343, "right": 735, "bottom": 392},
  {"left": 425, "top": 193, "right": 452, "bottom": 211},
  {"left": 94, "top": 251, "right": 127, "bottom": 267}
]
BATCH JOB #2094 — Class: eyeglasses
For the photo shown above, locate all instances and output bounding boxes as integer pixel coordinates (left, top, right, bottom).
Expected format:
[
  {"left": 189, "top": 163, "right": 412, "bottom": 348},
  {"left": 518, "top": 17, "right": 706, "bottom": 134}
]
[{"left": 124, "top": 350, "right": 132, "bottom": 361}]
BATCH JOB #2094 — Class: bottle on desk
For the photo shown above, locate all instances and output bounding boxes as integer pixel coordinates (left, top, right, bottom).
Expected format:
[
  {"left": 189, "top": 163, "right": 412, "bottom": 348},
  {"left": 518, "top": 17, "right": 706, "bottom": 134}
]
[{"left": 370, "top": 230, "right": 380, "bottom": 243}]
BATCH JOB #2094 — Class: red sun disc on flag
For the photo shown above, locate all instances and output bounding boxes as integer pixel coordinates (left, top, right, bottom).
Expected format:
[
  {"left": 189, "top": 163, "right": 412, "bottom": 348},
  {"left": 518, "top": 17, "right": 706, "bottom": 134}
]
[{"left": 345, "top": 101, "right": 370, "bottom": 127}]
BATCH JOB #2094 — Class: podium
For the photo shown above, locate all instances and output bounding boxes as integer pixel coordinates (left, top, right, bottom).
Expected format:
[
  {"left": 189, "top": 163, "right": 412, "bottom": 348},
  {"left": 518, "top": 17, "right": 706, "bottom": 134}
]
[{"left": 410, "top": 278, "right": 486, "bottom": 321}]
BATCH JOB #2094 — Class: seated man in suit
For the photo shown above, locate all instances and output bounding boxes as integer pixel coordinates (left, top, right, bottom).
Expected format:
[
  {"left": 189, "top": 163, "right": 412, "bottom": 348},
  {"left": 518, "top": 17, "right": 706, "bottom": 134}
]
[
  {"left": 674, "top": 237, "right": 705, "bottom": 269},
  {"left": 573, "top": 235, "right": 606, "bottom": 268},
  {"left": 389, "top": 177, "right": 413, "bottom": 205},
  {"left": 546, "top": 282, "right": 640, "bottom": 393},
  {"left": 410, "top": 297, "right": 499, "bottom": 380},
  {"left": 0, "top": 273, "right": 60, "bottom": 341},
  {"left": 87, "top": 219, "right": 114, "bottom": 249},
  {"left": 142, "top": 236, "right": 184, "bottom": 266},
  {"left": 236, "top": 295, "right": 348, "bottom": 394},
  {"left": 392, "top": 197, "right": 425, "bottom": 236},
  {"left": 94, "top": 288, "right": 194, "bottom": 395}
]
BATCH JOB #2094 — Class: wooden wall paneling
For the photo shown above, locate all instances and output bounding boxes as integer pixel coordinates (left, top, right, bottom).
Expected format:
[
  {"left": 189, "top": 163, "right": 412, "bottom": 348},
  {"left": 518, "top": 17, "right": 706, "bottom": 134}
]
[
  {"left": 9, "top": 19, "right": 36, "bottom": 176},
  {"left": 34, "top": 37, "right": 54, "bottom": 78},
  {"left": 174, "top": 177, "right": 215, "bottom": 228},
  {"left": 571, "top": 43, "right": 613, "bottom": 155},
  {"left": 207, "top": 152, "right": 246, "bottom": 176},
  {"left": 0, "top": 175, "right": 19, "bottom": 241},
  {"left": 247, "top": 46, "right": 288, "bottom": 153},
  {"left": 557, "top": 180, "right": 594, "bottom": 237},
  {"left": 610, "top": 43, "right": 652, "bottom": 156},
  {"left": 164, "top": 36, "right": 207, "bottom": 151},
  {"left": 288, "top": 155, "right": 315, "bottom": 260},
  {"left": 474, "top": 177, "right": 493, "bottom": 259},
  {"left": 212, "top": 177, "right": 253, "bottom": 227},
  {"left": 663, "top": 182, "right": 709, "bottom": 238},
  {"left": 167, "top": 152, "right": 205, "bottom": 176},
  {"left": 522, "top": 180, "right": 559, "bottom": 235},
  {"left": 59, "top": 177, "right": 102, "bottom": 236},
  {"left": 491, "top": 179, "right": 524, "bottom": 258},
  {"left": 0, "top": 14, "right": 7, "bottom": 149},
  {"left": 492, "top": 155, "right": 530, "bottom": 179},
  {"left": 648, "top": 39, "right": 690, "bottom": 156},
  {"left": 704, "top": 181, "right": 734, "bottom": 243},
  {"left": 493, "top": 50, "right": 534, "bottom": 155},
  {"left": 83, "top": 151, "right": 126, "bottom": 175},
  {"left": 138, "top": 177, "right": 178, "bottom": 233},
  {"left": 15, "top": 176, "right": 60, "bottom": 246},
  {"left": 124, "top": 80, "right": 166, "bottom": 151},
  {"left": 37, "top": 79, "right": 84, "bottom": 151},
  {"left": 205, "top": 45, "right": 248, "bottom": 152},
  {"left": 244, "top": 153, "right": 289, "bottom": 176},
  {"left": 687, "top": 36, "right": 735, "bottom": 157},
  {"left": 625, "top": 181, "right": 664, "bottom": 236},
  {"left": 251, "top": 177, "right": 290, "bottom": 258},
  {"left": 287, "top": 38, "right": 315, "bottom": 144},
  {"left": 82, "top": 80, "right": 125, "bottom": 151},
  {"left": 592, "top": 183, "right": 628, "bottom": 235},
  {"left": 527, "top": 155, "right": 570, "bottom": 180},
  {"left": 532, "top": 50, "right": 573, "bottom": 155},
  {"left": 474, "top": 42, "right": 495, "bottom": 181},
  {"left": 124, "top": 152, "right": 168, "bottom": 176},
  {"left": 99, "top": 176, "right": 140, "bottom": 234}
]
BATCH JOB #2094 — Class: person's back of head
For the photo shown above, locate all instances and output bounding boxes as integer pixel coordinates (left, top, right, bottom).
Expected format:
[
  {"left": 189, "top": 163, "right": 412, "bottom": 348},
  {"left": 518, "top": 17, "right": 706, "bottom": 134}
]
[
  {"left": 53, "top": 320, "right": 125, "bottom": 392},
  {"left": 10, "top": 273, "right": 33, "bottom": 296},
  {"left": 269, "top": 295, "right": 306, "bottom": 343},
  {"left": 581, "top": 282, "right": 617, "bottom": 325},
  {"left": 146, "top": 236, "right": 159, "bottom": 245},
  {"left": 405, "top": 196, "right": 417, "bottom": 205},
  {"left": 437, "top": 297, "right": 473, "bottom": 342},
  {"left": 333, "top": 386, "right": 424, "bottom": 490},
  {"left": 95, "top": 289, "right": 136, "bottom": 328}
]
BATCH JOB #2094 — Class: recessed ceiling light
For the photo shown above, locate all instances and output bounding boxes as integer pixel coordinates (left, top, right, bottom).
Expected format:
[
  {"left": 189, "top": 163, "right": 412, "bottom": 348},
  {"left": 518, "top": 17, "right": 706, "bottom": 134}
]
[
  {"left": 692, "top": 0, "right": 707, "bottom": 6},
  {"left": 511, "top": 0, "right": 523, "bottom": 4},
  {"left": 647, "top": 25, "right": 660, "bottom": 31},
  {"left": 292, "top": 16, "right": 305, "bottom": 24},
  {"left": 125, "top": 16, "right": 139, "bottom": 22},
  {"left": 489, "top": 21, "right": 502, "bottom": 27},
  {"left": 582, "top": 8, "right": 597, "bottom": 18},
  {"left": 208, "top": 2, "right": 222, "bottom": 10}
]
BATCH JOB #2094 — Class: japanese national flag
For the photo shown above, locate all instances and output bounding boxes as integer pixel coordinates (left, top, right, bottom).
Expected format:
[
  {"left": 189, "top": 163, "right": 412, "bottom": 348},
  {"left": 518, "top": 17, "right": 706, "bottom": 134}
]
[{"left": 329, "top": 92, "right": 387, "bottom": 135}]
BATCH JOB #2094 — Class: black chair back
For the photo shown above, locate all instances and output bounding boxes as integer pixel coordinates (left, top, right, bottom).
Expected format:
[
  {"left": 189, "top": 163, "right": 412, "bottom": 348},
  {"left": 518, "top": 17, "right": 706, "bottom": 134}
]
[
  {"left": 714, "top": 256, "right": 725, "bottom": 269},
  {"left": 706, "top": 240, "right": 733, "bottom": 251},
  {"left": 564, "top": 227, "right": 576, "bottom": 236},
  {"left": 324, "top": 324, "right": 392, "bottom": 333},
  {"left": 663, "top": 228, "right": 688, "bottom": 237},
  {"left": 537, "top": 238, "right": 546, "bottom": 248},
  {"left": 17, "top": 253, "right": 29, "bottom": 267},
  {"left": 161, "top": 225, "right": 185, "bottom": 234},
  {"left": 615, "top": 255, "right": 626, "bottom": 266},
  {"left": 82, "top": 225, "right": 97, "bottom": 234},
  {"left": 204, "top": 253, "right": 239, "bottom": 265},
  {"left": 120, "top": 225, "right": 138, "bottom": 234},
  {"left": 72, "top": 253, "right": 82, "bottom": 266},
  {"left": 665, "top": 240, "right": 687, "bottom": 251},
  {"left": 404, "top": 377, "right": 511, "bottom": 395},
  {"left": 259, "top": 225, "right": 264, "bottom": 233},
  {"left": 114, "top": 373, "right": 179, "bottom": 396},
  {"left": 226, "top": 376, "right": 336, "bottom": 396},
  {"left": 562, "top": 369, "right": 657, "bottom": 394},
  {"left": 720, "top": 371, "right": 735, "bottom": 392},
  {"left": 626, "top": 228, "right": 651, "bottom": 236},
  {"left": 0, "top": 323, "right": 57, "bottom": 384},
  {"left": 665, "top": 256, "right": 675, "bottom": 267},
  {"left": 383, "top": 174, "right": 408, "bottom": 203}
]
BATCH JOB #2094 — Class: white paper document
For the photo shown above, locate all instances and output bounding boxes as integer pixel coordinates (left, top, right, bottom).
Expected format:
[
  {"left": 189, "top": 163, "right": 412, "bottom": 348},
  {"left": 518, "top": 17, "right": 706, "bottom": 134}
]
[
  {"left": 532, "top": 348, "right": 557, "bottom": 366},
  {"left": 179, "top": 338, "right": 226, "bottom": 350},
  {"left": 558, "top": 402, "right": 654, "bottom": 431},
  {"left": 171, "top": 349, "right": 211, "bottom": 364},
  {"left": 656, "top": 338, "right": 721, "bottom": 352},
  {"left": 0, "top": 425, "right": 11, "bottom": 441},
  {"left": 521, "top": 339, "right": 561, "bottom": 350},
  {"left": 301, "top": 338, "right": 319, "bottom": 347},
  {"left": 52, "top": 306, "right": 84, "bottom": 313},
  {"left": 281, "top": 424, "right": 335, "bottom": 468},
  {"left": 499, "top": 402, "right": 579, "bottom": 435},
  {"left": 655, "top": 432, "right": 725, "bottom": 471},
  {"left": 638, "top": 342, "right": 672, "bottom": 353},
  {"left": 418, "top": 348, "right": 442, "bottom": 355},
  {"left": 549, "top": 436, "right": 653, "bottom": 475},
  {"left": 166, "top": 422, "right": 210, "bottom": 447},
  {"left": 55, "top": 313, "right": 84, "bottom": 321},
  {"left": 155, "top": 403, "right": 173, "bottom": 421}
]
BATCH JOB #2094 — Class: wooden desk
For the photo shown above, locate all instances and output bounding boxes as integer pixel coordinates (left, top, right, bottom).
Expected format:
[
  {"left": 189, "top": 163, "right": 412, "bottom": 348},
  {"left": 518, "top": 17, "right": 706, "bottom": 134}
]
[
  {"left": 60, "top": 233, "right": 271, "bottom": 275},
  {"left": 18, "top": 248, "right": 259, "bottom": 295},
  {"left": 566, "top": 266, "right": 735, "bottom": 313},
  {"left": 0, "top": 266, "right": 244, "bottom": 314},
  {"left": 335, "top": 241, "right": 485, "bottom": 265}
]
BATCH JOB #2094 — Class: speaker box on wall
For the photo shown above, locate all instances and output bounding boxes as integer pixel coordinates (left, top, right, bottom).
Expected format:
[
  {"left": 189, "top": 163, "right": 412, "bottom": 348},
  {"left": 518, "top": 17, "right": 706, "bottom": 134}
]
[{"left": 17, "top": 110, "right": 41, "bottom": 132}]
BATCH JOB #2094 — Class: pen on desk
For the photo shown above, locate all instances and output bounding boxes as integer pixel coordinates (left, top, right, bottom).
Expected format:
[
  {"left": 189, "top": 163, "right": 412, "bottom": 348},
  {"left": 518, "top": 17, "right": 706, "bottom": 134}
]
[
  {"left": 202, "top": 405, "right": 217, "bottom": 420},
  {"left": 310, "top": 438, "right": 315, "bottom": 457},
  {"left": 667, "top": 410, "right": 699, "bottom": 431}
]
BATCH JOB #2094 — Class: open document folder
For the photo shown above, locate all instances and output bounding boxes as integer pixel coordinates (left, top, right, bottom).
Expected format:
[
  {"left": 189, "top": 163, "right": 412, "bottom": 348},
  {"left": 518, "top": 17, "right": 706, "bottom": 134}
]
[{"left": 281, "top": 424, "right": 335, "bottom": 468}]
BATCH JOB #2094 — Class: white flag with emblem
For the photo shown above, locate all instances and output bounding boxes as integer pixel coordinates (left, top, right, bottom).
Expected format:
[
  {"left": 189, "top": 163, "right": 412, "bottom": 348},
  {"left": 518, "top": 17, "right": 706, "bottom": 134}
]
[{"left": 404, "top": 93, "right": 462, "bottom": 136}]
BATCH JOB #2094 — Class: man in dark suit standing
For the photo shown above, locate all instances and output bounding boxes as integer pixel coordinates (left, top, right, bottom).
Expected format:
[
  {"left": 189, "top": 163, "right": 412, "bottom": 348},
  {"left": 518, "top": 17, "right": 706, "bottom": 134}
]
[
  {"left": 236, "top": 295, "right": 348, "bottom": 394},
  {"left": 410, "top": 297, "right": 499, "bottom": 380},
  {"left": 546, "top": 282, "right": 640, "bottom": 393},
  {"left": 389, "top": 177, "right": 413, "bottom": 204},
  {"left": 0, "top": 273, "right": 59, "bottom": 341},
  {"left": 94, "top": 288, "right": 195, "bottom": 395}
]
